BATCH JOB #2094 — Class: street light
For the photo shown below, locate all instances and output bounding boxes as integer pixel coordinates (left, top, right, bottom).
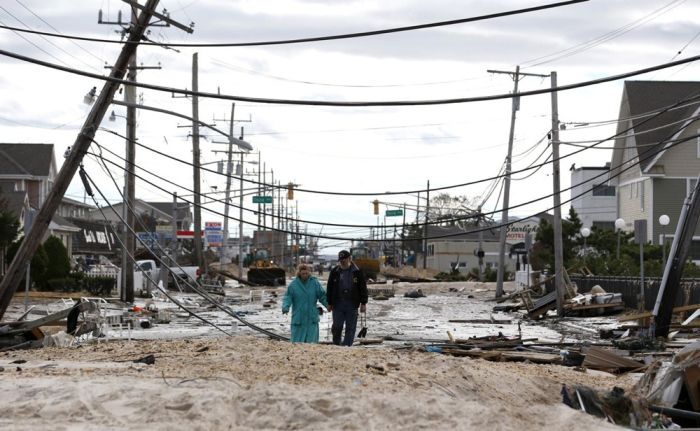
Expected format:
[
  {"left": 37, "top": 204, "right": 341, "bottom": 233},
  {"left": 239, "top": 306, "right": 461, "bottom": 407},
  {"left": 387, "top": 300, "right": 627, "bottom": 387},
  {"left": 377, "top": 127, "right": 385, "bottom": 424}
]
[
  {"left": 659, "top": 214, "right": 670, "bottom": 269},
  {"left": 580, "top": 227, "right": 590, "bottom": 256},
  {"left": 615, "top": 218, "right": 626, "bottom": 259}
]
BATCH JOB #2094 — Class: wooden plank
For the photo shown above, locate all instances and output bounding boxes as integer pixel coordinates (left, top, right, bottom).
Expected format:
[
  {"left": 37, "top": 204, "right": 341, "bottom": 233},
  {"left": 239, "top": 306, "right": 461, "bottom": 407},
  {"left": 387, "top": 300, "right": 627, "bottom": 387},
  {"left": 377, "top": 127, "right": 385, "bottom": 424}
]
[
  {"left": 618, "top": 304, "right": 700, "bottom": 322},
  {"left": 618, "top": 311, "right": 653, "bottom": 322}
]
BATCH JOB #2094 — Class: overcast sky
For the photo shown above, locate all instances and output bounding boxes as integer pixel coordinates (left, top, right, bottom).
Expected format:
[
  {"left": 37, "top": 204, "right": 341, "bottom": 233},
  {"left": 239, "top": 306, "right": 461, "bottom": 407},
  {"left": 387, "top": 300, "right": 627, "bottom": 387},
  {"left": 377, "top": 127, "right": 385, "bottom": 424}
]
[{"left": 1, "top": 0, "right": 699, "bottom": 253}]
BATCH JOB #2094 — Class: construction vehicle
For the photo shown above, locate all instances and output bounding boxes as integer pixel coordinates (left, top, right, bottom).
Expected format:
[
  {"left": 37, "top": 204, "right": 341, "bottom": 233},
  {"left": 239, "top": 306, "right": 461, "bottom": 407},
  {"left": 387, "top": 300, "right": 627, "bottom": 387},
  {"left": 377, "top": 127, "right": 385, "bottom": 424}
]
[
  {"left": 247, "top": 248, "right": 286, "bottom": 286},
  {"left": 350, "top": 244, "right": 381, "bottom": 280}
]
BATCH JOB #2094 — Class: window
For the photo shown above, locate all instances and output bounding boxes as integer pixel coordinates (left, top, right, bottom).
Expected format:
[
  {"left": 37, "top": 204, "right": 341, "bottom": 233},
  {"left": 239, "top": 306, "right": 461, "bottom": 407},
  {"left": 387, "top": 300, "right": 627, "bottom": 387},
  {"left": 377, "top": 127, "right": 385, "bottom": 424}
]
[
  {"left": 427, "top": 244, "right": 434, "bottom": 256},
  {"left": 690, "top": 239, "right": 700, "bottom": 261},
  {"left": 640, "top": 181, "right": 645, "bottom": 211},
  {"left": 592, "top": 221, "right": 615, "bottom": 231},
  {"left": 592, "top": 184, "right": 615, "bottom": 196}
]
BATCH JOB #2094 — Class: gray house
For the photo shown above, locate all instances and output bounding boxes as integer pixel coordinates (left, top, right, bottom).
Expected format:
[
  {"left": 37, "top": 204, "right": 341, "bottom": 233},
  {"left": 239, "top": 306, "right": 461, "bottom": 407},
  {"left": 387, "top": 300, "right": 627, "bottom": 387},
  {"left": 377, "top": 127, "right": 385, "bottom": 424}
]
[
  {"left": 0, "top": 143, "right": 79, "bottom": 251},
  {"left": 608, "top": 81, "right": 700, "bottom": 254}
]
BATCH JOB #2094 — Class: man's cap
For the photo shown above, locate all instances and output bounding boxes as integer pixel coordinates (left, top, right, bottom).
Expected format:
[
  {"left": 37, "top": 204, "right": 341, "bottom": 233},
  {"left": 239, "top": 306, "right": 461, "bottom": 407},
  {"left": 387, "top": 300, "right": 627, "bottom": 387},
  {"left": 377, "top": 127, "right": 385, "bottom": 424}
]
[{"left": 338, "top": 250, "right": 351, "bottom": 260}]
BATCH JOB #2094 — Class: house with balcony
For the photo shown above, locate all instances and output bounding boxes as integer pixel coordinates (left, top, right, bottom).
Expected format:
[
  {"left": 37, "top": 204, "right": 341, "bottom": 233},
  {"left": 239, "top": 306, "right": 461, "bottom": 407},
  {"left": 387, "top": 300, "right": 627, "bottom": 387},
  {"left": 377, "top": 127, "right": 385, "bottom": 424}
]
[
  {"left": 0, "top": 143, "right": 80, "bottom": 251},
  {"left": 607, "top": 81, "right": 700, "bottom": 253}
]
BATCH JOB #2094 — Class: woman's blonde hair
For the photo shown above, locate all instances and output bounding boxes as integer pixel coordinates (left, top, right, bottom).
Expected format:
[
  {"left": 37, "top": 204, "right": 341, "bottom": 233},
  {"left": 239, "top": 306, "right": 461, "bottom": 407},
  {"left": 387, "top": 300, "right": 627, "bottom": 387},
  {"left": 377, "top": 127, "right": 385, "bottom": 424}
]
[{"left": 296, "top": 263, "right": 311, "bottom": 277}]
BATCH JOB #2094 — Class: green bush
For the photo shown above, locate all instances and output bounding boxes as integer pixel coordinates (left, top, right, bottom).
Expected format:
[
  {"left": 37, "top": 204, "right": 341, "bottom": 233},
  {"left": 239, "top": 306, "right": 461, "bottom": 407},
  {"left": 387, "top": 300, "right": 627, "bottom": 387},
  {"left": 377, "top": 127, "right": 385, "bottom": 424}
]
[
  {"left": 68, "top": 272, "right": 86, "bottom": 289},
  {"left": 46, "top": 277, "right": 78, "bottom": 292},
  {"left": 43, "top": 236, "right": 71, "bottom": 281},
  {"left": 85, "top": 276, "right": 116, "bottom": 296},
  {"left": 6, "top": 238, "right": 48, "bottom": 289},
  {"left": 435, "top": 269, "right": 469, "bottom": 281}
]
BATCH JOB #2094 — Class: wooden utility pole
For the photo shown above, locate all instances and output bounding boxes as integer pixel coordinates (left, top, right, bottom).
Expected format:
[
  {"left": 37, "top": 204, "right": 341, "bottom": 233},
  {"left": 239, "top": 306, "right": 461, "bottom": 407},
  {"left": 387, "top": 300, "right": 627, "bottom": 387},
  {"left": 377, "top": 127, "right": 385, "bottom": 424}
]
[
  {"left": 423, "top": 180, "right": 430, "bottom": 270},
  {"left": 123, "top": 6, "right": 138, "bottom": 303},
  {"left": 488, "top": 66, "right": 549, "bottom": 297},
  {"left": 550, "top": 71, "right": 566, "bottom": 316},
  {"left": 212, "top": 104, "right": 252, "bottom": 269},
  {"left": 191, "top": 52, "right": 204, "bottom": 274},
  {"left": 0, "top": 0, "right": 160, "bottom": 320},
  {"left": 100, "top": 1, "right": 190, "bottom": 303}
]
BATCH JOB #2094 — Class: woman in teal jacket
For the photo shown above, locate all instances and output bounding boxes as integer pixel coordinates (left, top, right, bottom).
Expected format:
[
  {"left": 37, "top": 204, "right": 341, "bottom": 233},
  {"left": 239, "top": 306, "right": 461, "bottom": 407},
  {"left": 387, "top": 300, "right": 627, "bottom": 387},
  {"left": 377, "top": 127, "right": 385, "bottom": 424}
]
[{"left": 282, "top": 264, "right": 329, "bottom": 343}]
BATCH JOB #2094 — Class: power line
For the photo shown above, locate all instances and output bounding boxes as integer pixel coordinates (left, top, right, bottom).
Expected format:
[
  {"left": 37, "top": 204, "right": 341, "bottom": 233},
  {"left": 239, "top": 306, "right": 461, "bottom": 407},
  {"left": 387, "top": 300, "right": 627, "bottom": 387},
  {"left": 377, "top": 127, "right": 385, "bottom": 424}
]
[
  {"left": 521, "top": 0, "right": 685, "bottom": 68},
  {"left": 2, "top": 46, "right": 699, "bottom": 107},
  {"left": 0, "top": 1, "right": 588, "bottom": 47},
  {"left": 15, "top": 0, "right": 104, "bottom": 69},
  {"left": 89, "top": 128, "right": 700, "bottom": 241},
  {"left": 109, "top": 88, "right": 700, "bottom": 199}
]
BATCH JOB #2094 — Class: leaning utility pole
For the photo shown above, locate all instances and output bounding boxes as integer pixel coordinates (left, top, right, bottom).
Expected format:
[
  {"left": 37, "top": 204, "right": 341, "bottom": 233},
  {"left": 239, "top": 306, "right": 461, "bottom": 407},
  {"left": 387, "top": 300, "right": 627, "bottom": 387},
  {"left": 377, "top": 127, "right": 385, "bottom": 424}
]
[
  {"left": 0, "top": 0, "right": 160, "bottom": 320},
  {"left": 488, "top": 66, "right": 549, "bottom": 297},
  {"left": 654, "top": 172, "right": 700, "bottom": 337},
  {"left": 550, "top": 71, "right": 566, "bottom": 316}
]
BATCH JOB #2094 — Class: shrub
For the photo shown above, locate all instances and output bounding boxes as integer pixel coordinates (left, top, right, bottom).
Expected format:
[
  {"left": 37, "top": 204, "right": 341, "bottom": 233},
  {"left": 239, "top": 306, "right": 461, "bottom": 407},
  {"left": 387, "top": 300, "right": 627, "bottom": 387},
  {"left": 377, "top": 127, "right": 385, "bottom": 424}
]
[
  {"left": 6, "top": 238, "right": 48, "bottom": 289},
  {"left": 43, "top": 236, "right": 71, "bottom": 281},
  {"left": 46, "top": 277, "right": 77, "bottom": 292},
  {"left": 85, "top": 276, "right": 116, "bottom": 296}
]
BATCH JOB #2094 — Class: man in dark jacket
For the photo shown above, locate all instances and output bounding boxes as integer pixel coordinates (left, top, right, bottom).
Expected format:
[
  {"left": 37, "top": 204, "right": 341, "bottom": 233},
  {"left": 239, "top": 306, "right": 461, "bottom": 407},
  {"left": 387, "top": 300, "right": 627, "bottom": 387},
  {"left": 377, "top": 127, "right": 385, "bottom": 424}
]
[{"left": 326, "top": 249, "right": 368, "bottom": 346}]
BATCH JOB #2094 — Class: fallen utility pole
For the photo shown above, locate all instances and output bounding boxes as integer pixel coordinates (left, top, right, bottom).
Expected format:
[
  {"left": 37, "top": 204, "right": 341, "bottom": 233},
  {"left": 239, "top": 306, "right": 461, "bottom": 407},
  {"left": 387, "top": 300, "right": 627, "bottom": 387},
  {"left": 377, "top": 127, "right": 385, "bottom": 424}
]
[
  {"left": 0, "top": 0, "right": 161, "bottom": 320},
  {"left": 653, "top": 172, "right": 700, "bottom": 337}
]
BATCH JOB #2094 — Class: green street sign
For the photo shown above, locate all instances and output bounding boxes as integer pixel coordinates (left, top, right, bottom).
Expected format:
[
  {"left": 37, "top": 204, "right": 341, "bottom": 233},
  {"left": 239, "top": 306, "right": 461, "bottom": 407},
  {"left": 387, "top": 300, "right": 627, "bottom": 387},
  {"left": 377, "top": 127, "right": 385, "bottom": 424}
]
[
  {"left": 252, "top": 196, "right": 273, "bottom": 204},
  {"left": 385, "top": 209, "right": 403, "bottom": 217}
]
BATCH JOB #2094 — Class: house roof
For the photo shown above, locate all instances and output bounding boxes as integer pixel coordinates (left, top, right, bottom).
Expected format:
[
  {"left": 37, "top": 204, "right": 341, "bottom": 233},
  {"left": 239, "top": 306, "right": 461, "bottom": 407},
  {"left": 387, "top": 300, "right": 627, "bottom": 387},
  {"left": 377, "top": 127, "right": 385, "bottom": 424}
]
[
  {"left": 67, "top": 217, "right": 118, "bottom": 254},
  {"left": 0, "top": 143, "right": 54, "bottom": 177},
  {"left": 61, "top": 196, "right": 96, "bottom": 209},
  {"left": 50, "top": 214, "right": 80, "bottom": 232},
  {"left": 426, "top": 225, "right": 501, "bottom": 242},
  {"left": 620, "top": 81, "right": 700, "bottom": 172}
]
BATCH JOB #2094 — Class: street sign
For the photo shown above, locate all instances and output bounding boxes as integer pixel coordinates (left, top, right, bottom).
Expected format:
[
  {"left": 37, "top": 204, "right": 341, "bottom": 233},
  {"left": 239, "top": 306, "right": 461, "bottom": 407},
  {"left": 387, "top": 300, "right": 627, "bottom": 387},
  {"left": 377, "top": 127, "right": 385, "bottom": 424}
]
[
  {"left": 385, "top": 209, "right": 403, "bottom": 217},
  {"left": 252, "top": 196, "right": 273, "bottom": 204}
]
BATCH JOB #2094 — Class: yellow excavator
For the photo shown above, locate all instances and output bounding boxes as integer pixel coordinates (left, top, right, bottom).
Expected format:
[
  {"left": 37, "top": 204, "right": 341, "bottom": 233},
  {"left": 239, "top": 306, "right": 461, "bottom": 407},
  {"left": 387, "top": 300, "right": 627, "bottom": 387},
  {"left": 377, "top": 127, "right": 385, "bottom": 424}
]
[
  {"left": 247, "top": 248, "right": 286, "bottom": 286},
  {"left": 350, "top": 245, "right": 380, "bottom": 280}
]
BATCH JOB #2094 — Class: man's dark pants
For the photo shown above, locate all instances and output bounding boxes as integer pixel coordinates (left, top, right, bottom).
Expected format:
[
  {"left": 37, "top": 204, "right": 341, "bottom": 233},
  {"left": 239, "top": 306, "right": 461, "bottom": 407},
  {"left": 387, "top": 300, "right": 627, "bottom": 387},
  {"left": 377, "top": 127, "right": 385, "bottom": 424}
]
[{"left": 332, "top": 304, "right": 358, "bottom": 346}]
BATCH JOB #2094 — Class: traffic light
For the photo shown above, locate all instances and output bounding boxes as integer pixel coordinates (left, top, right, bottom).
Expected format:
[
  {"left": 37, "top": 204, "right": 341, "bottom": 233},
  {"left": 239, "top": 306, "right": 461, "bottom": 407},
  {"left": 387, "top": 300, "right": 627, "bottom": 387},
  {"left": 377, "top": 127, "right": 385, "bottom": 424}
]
[
  {"left": 287, "top": 182, "right": 294, "bottom": 200},
  {"left": 373, "top": 199, "right": 379, "bottom": 215}
]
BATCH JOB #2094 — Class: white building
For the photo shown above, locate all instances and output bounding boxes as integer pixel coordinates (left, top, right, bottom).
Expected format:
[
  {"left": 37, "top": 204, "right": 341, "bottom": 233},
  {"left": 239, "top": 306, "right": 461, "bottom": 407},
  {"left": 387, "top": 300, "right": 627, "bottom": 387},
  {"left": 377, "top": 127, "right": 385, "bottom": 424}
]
[{"left": 570, "top": 163, "right": 617, "bottom": 230}]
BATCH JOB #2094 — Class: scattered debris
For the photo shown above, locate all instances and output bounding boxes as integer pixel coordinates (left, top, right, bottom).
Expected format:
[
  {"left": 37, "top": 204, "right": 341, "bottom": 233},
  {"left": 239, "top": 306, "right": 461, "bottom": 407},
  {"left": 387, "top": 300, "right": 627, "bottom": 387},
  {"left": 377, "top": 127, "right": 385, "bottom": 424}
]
[
  {"left": 581, "top": 346, "right": 645, "bottom": 373},
  {"left": 403, "top": 289, "right": 426, "bottom": 298},
  {"left": 133, "top": 354, "right": 156, "bottom": 365}
]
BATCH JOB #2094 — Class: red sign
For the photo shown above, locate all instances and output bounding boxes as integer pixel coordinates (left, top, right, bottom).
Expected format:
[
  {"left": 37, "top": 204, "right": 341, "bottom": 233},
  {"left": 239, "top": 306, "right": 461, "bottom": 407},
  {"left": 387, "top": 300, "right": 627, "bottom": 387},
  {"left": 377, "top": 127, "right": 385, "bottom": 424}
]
[{"left": 176, "top": 230, "right": 204, "bottom": 239}]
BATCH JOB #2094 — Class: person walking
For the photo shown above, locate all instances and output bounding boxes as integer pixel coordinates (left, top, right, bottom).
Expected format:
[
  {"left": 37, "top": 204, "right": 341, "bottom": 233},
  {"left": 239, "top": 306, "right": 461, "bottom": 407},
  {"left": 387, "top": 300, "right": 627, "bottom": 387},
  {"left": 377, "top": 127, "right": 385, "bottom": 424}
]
[
  {"left": 282, "top": 264, "right": 328, "bottom": 343},
  {"left": 326, "top": 250, "right": 368, "bottom": 346}
]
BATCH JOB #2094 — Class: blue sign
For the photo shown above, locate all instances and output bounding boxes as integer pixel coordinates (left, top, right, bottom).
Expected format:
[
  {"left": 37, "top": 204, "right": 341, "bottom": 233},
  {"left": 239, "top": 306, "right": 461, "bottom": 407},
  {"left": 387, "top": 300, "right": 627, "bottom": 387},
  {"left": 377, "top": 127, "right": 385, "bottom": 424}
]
[{"left": 136, "top": 232, "right": 159, "bottom": 248}]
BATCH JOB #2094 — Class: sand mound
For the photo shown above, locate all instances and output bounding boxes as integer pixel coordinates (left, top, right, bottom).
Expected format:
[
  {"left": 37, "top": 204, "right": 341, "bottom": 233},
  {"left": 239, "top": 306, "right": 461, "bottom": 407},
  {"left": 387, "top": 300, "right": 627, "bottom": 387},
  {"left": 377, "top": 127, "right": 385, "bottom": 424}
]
[{"left": 0, "top": 336, "right": 629, "bottom": 430}]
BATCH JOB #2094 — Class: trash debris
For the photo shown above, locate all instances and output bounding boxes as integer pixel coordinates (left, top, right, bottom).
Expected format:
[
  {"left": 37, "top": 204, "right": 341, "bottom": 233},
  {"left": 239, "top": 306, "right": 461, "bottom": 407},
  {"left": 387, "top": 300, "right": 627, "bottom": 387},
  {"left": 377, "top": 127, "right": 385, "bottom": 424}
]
[
  {"left": 133, "top": 354, "right": 156, "bottom": 365},
  {"left": 403, "top": 289, "right": 426, "bottom": 298},
  {"left": 561, "top": 384, "right": 651, "bottom": 427},
  {"left": 581, "top": 346, "right": 644, "bottom": 373}
]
